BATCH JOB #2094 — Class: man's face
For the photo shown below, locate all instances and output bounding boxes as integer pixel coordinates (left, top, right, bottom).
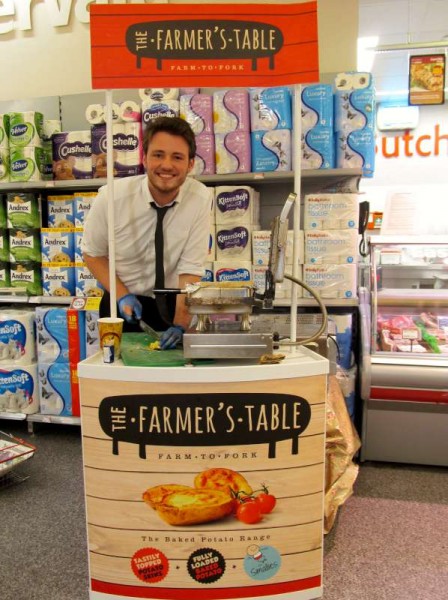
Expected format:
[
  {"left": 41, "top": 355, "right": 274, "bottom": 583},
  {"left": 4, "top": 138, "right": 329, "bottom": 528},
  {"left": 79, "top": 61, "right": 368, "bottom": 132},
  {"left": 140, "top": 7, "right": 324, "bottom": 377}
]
[{"left": 143, "top": 131, "right": 194, "bottom": 203}]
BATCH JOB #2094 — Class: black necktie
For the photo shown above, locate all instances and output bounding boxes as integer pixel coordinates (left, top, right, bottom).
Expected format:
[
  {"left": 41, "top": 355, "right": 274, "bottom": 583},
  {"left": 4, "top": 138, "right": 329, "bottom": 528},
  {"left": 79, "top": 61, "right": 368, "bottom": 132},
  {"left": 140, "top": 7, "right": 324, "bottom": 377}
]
[{"left": 151, "top": 203, "right": 172, "bottom": 289}]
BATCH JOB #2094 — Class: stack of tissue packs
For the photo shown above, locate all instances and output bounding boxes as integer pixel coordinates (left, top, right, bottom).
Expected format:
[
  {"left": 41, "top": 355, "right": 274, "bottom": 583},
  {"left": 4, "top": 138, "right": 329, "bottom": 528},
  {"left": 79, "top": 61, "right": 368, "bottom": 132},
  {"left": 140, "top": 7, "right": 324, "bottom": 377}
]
[
  {"left": 0, "top": 115, "right": 9, "bottom": 183},
  {"left": 334, "top": 72, "right": 376, "bottom": 177},
  {"left": 249, "top": 87, "right": 292, "bottom": 172},
  {"left": 36, "top": 307, "right": 86, "bottom": 416},
  {"left": 8, "top": 111, "right": 46, "bottom": 182},
  {"left": 303, "top": 193, "right": 360, "bottom": 299},
  {"left": 0, "top": 308, "right": 39, "bottom": 414},
  {"left": 301, "top": 84, "right": 334, "bottom": 170},
  {"left": 212, "top": 185, "right": 260, "bottom": 282}
]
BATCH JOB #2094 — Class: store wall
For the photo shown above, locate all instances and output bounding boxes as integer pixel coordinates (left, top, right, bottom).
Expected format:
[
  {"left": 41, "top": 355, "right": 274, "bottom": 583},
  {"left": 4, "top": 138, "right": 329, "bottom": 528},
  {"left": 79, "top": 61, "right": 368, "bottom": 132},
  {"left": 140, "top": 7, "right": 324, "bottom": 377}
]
[{"left": 0, "top": 0, "right": 358, "bottom": 102}]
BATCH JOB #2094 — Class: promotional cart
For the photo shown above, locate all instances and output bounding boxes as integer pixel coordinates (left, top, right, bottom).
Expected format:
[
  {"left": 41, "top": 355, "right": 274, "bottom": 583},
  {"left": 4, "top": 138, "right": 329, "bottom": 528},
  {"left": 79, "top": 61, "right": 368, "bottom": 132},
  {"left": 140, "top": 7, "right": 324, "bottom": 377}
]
[{"left": 78, "top": 4, "right": 327, "bottom": 599}]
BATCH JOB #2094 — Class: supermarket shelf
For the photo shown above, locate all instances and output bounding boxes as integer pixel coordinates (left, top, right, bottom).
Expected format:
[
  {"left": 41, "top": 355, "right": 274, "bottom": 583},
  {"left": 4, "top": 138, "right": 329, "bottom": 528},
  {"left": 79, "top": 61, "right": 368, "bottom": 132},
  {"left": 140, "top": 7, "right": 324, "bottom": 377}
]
[
  {"left": 0, "top": 412, "right": 27, "bottom": 421},
  {"left": 377, "top": 288, "right": 448, "bottom": 308},
  {"left": 0, "top": 295, "right": 73, "bottom": 305},
  {"left": 27, "top": 414, "right": 81, "bottom": 426},
  {"left": 274, "top": 298, "right": 359, "bottom": 308},
  {"left": 0, "top": 169, "right": 363, "bottom": 192}
]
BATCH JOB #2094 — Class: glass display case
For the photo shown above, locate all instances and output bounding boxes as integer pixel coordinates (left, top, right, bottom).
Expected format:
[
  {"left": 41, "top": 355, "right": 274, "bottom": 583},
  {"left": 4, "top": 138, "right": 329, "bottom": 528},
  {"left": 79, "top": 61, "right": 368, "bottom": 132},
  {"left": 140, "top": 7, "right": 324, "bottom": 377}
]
[{"left": 359, "top": 236, "right": 448, "bottom": 466}]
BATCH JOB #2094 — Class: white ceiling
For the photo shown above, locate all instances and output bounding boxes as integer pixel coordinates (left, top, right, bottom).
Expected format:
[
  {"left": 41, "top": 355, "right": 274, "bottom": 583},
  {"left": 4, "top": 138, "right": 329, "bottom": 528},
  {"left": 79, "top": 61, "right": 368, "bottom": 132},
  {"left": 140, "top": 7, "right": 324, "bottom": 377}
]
[{"left": 358, "top": 0, "right": 448, "bottom": 98}]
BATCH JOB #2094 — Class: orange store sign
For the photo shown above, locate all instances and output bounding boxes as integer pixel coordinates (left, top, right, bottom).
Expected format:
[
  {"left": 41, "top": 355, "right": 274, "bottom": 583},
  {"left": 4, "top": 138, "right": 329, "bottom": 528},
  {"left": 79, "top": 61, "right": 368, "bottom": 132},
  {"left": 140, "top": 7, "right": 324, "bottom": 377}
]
[
  {"left": 90, "top": 2, "right": 319, "bottom": 89},
  {"left": 377, "top": 124, "right": 448, "bottom": 158}
]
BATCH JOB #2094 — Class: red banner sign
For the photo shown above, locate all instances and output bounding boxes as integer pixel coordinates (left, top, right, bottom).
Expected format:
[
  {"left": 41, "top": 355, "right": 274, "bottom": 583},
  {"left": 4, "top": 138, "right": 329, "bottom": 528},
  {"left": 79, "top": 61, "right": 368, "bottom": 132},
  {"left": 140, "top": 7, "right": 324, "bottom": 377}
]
[{"left": 90, "top": 2, "right": 319, "bottom": 89}]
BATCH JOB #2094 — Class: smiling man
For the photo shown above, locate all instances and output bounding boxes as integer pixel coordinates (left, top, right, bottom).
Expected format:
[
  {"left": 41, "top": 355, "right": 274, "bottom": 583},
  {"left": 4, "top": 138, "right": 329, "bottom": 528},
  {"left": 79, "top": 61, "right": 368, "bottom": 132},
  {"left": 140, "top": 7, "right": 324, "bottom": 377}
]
[{"left": 82, "top": 117, "right": 212, "bottom": 349}]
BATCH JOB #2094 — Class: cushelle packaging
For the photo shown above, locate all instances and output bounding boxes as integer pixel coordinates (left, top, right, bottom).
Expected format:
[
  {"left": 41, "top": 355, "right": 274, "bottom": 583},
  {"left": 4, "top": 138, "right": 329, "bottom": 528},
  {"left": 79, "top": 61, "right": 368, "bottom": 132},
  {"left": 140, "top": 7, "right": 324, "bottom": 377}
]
[
  {"left": 52, "top": 130, "right": 92, "bottom": 180},
  {"left": 91, "top": 123, "right": 142, "bottom": 178}
]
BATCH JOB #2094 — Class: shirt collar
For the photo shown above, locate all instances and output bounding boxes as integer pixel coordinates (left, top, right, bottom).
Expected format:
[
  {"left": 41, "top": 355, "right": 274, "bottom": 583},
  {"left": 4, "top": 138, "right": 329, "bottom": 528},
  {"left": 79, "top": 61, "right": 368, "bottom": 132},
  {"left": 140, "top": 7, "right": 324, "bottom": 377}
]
[{"left": 141, "top": 175, "right": 188, "bottom": 208}]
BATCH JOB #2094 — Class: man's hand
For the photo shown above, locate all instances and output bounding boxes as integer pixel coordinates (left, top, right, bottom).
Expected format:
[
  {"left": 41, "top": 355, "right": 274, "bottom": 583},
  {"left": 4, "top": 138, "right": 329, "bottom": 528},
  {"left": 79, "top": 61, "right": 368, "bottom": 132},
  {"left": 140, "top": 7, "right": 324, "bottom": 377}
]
[
  {"left": 118, "top": 294, "right": 142, "bottom": 323},
  {"left": 160, "top": 325, "right": 185, "bottom": 350}
]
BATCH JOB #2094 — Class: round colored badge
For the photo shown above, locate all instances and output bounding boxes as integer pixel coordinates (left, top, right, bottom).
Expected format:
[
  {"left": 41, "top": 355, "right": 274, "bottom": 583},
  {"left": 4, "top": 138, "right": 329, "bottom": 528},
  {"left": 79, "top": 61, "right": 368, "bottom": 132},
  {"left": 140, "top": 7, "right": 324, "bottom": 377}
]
[
  {"left": 187, "top": 547, "right": 225, "bottom": 584},
  {"left": 131, "top": 547, "right": 169, "bottom": 584},
  {"left": 244, "top": 544, "right": 281, "bottom": 581}
]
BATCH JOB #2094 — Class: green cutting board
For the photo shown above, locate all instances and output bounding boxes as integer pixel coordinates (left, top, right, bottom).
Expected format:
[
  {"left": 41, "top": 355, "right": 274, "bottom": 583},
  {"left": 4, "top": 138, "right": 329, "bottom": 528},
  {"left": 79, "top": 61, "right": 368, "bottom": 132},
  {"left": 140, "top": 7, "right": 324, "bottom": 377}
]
[{"left": 120, "top": 332, "right": 187, "bottom": 367}]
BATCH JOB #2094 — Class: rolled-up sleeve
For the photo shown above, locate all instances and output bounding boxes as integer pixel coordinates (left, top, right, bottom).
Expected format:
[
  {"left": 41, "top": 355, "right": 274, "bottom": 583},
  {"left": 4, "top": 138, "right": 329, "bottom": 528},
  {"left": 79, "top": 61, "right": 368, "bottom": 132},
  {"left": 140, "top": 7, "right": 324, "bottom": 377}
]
[
  {"left": 176, "top": 188, "right": 212, "bottom": 276},
  {"left": 81, "top": 188, "right": 109, "bottom": 258}
]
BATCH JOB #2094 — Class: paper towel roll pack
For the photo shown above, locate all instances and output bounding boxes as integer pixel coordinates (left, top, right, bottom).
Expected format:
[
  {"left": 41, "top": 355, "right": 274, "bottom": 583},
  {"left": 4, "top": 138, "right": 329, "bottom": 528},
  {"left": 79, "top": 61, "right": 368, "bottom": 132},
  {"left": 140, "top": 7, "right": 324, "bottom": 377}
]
[
  {"left": 215, "top": 186, "right": 259, "bottom": 225},
  {"left": 214, "top": 260, "right": 252, "bottom": 282},
  {"left": 40, "top": 228, "right": 75, "bottom": 263},
  {"left": 214, "top": 132, "right": 251, "bottom": 175},
  {"left": 303, "top": 264, "right": 358, "bottom": 299},
  {"left": 304, "top": 193, "right": 360, "bottom": 230},
  {"left": 301, "top": 127, "right": 334, "bottom": 170},
  {"left": 191, "top": 134, "right": 215, "bottom": 176},
  {"left": 139, "top": 88, "right": 179, "bottom": 101},
  {"left": 52, "top": 131, "right": 92, "bottom": 180},
  {"left": 0, "top": 308, "right": 36, "bottom": 364},
  {"left": 41, "top": 263, "right": 76, "bottom": 297},
  {"left": 10, "top": 147, "right": 45, "bottom": 182},
  {"left": 334, "top": 87, "right": 376, "bottom": 132},
  {"left": 0, "top": 363, "right": 39, "bottom": 414},
  {"left": 91, "top": 123, "right": 142, "bottom": 178},
  {"left": 305, "top": 230, "right": 359, "bottom": 264},
  {"left": 38, "top": 361, "right": 76, "bottom": 416},
  {"left": 180, "top": 94, "right": 214, "bottom": 135},
  {"left": 8, "top": 111, "right": 44, "bottom": 147},
  {"left": 213, "top": 89, "right": 250, "bottom": 133},
  {"left": 215, "top": 224, "right": 253, "bottom": 261},
  {"left": 249, "top": 87, "right": 292, "bottom": 131},
  {"left": 251, "top": 129, "right": 291, "bottom": 172},
  {"left": 301, "top": 84, "right": 333, "bottom": 131},
  {"left": 142, "top": 100, "right": 180, "bottom": 126},
  {"left": 0, "top": 114, "right": 9, "bottom": 148},
  {"left": 335, "top": 129, "right": 375, "bottom": 177},
  {"left": 47, "top": 195, "right": 75, "bottom": 228}
]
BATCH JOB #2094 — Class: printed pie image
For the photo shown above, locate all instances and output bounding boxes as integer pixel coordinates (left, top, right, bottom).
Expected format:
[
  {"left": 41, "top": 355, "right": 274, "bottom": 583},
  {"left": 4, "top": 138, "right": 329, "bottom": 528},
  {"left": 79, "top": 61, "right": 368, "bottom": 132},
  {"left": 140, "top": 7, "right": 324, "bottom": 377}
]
[
  {"left": 150, "top": 488, "right": 234, "bottom": 526},
  {"left": 194, "top": 467, "right": 253, "bottom": 497}
]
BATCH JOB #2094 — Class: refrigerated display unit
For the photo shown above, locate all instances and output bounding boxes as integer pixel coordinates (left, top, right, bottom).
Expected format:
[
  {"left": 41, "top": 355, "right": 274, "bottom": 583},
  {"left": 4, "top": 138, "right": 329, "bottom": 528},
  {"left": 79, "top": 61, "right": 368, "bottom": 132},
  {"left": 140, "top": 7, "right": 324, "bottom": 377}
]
[{"left": 359, "top": 236, "right": 448, "bottom": 465}]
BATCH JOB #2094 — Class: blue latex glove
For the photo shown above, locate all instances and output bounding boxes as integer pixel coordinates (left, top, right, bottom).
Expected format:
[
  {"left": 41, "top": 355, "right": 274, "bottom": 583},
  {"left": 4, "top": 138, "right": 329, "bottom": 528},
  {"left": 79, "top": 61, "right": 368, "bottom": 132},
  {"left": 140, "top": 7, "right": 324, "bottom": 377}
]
[
  {"left": 118, "top": 294, "right": 142, "bottom": 323},
  {"left": 160, "top": 325, "right": 185, "bottom": 350}
]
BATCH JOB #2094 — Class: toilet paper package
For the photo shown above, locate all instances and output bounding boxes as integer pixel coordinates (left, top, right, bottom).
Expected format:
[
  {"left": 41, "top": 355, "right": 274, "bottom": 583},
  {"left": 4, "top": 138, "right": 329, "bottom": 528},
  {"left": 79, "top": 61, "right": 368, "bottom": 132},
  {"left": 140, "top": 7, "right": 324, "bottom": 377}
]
[
  {"left": 0, "top": 308, "right": 36, "bottom": 364},
  {"left": 180, "top": 94, "right": 214, "bottom": 135},
  {"left": 85, "top": 104, "right": 105, "bottom": 125},
  {"left": 0, "top": 148, "right": 10, "bottom": 182},
  {"left": 0, "top": 263, "right": 10, "bottom": 288},
  {"left": 249, "top": 87, "right": 292, "bottom": 131},
  {"left": 334, "top": 87, "right": 376, "bottom": 132},
  {"left": 139, "top": 88, "right": 179, "bottom": 101},
  {"left": 335, "top": 128, "right": 375, "bottom": 178},
  {"left": 40, "top": 228, "right": 74, "bottom": 264},
  {"left": 9, "top": 229, "right": 41, "bottom": 263},
  {"left": 119, "top": 100, "right": 141, "bottom": 123},
  {"left": 142, "top": 100, "right": 180, "bottom": 127},
  {"left": 8, "top": 111, "right": 44, "bottom": 147},
  {"left": 252, "top": 265, "right": 301, "bottom": 300},
  {"left": 202, "top": 262, "right": 214, "bottom": 282},
  {"left": 0, "top": 114, "right": 9, "bottom": 148},
  {"left": 91, "top": 123, "right": 142, "bottom": 178},
  {"left": 43, "top": 119, "right": 62, "bottom": 140},
  {"left": 214, "top": 132, "right": 251, "bottom": 174},
  {"left": 214, "top": 260, "right": 252, "bottom": 282},
  {"left": 47, "top": 195, "right": 75, "bottom": 228},
  {"left": 191, "top": 134, "right": 215, "bottom": 176},
  {"left": 303, "top": 264, "right": 358, "bottom": 299},
  {"left": 213, "top": 89, "right": 250, "bottom": 133},
  {"left": 301, "top": 84, "right": 333, "bottom": 131},
  {"left": 304, "top": 193, "right": 359, "bottom": 230},
  {"left": 36, "top": 307, "right": 86, "bottom": 364},
  {"left": 251, "top": 129, "right": 291, "bottom": 172},
  {"left": 10, "top": 262, "right": 42, "bottom": 296},
  {"left": 305, "top": 230, "right": 359, "bottom": 264},
  {"left": 252, "top": 230, "right": 304, "bottom": 266},
  {"left": 74, "top": 229, "right": 84, "bottom": 262},
  {"left": 73, "top": 192, "right": 97, "bottom": 227},
  {"left": 75, "top": 264, "right": 103, "bottom": 298},
  {"left": 180, "top": 88, "right": 199, "bottom": 96},
  {"left": 215, "top": 223, "right": 253, "bottom": 261},
  {"left": 0, "top": 230, "right": 9, "bottom": 262},
  {"left": 215, "top": 186, "right": 259, "bottom": 225},
  {"left": 85, "top": 310, "right": 100, "bottom": 358},
  {"left": 41, "top": 263, "right": 76, "bottom": 297},
  {"left": 10, "top": 147, "right": 45, "bottom": 182},
  {"left": 301, "top": 127, "right": 334, "bottom": 170},
  {"left": 52, "top": 131, "right": 92, "bottom": 180},
  {"left": 38, "top": 361, "right": 78, "bottom": 416},
  {"left": 6, "top": 192, "right": 40, "bottom": 229},
  {"left": 335, "top": 72, "right": 372, "bottom": 92},
  {"left": 0, "top": 363, "right": 39, "bottom": 414}
]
